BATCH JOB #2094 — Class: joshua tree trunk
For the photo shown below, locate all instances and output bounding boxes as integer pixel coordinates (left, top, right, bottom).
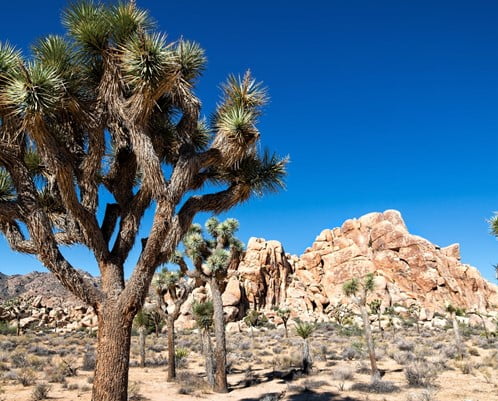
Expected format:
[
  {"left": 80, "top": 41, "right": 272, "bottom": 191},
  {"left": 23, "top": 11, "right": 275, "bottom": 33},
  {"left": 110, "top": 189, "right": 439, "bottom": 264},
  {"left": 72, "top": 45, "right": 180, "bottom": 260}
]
[
  {"left": 377, "top": 311, "right": 383, "bottom": 339},
  {"left": 360, "top": 304, "right": 379, "bottom": 379},
  {"left": 302, "top": 338, "right": 313, "bottom": 374},
  {"left": 167, "top": 316, "right": 176, "bottom": 381},
  {"left": 452, "top": 314, "right": 463, "bottom": 356},
  {"left": 283, "top": 322, "right": 288, "bottom": 338},
  {"left": 138, "top": 326, "right": 146, "bottom": 368},
  {"left": 210, "top": 278, "right": 228, "bottom": 393},
  {"left": 92, "top": 307, "right": 133, "bottom": 401},
  {"left": 201, "top": 329, "right": 215, "bottom": 386}
]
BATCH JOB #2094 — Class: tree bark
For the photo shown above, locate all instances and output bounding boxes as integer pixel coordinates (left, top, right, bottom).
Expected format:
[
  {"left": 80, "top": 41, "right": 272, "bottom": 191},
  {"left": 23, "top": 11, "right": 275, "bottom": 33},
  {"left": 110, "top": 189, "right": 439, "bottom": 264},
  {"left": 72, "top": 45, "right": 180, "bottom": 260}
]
[
  {"left": 138, "top": 326, "right": 146, "bottom": 368},
  {"left": 302, "top": 339, "right": 312, "bottom": 374},
  {"left": 201, "top": 329, "right": 215, "bottom": 387},
  {"left": 360, "top": 304, "right": 379, "bottom": 379},
  {"left": 167, "top": 316, "right": 176, "bottom": 381},
  {"left": 210, "top": 279, "right": 228, "bottom": 393},
  {"left": 92, "top": 307, "right": 133, "bottom": 401},
  {"left": 452, "top": 314, "right": 463, "bottom": 356}
]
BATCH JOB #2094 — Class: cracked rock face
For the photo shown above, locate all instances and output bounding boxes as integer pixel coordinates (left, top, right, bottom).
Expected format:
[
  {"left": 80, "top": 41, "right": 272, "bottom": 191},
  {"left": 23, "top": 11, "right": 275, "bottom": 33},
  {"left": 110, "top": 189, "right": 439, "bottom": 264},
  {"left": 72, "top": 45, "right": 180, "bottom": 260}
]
[{"left": 229, "top": 210, "right": 498, "bottom": 320}]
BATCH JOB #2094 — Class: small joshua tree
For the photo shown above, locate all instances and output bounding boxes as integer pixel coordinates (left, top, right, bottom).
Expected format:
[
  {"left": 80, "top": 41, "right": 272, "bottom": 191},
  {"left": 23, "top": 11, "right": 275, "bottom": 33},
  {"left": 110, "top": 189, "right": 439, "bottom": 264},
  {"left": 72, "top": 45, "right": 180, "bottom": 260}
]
[
  {"left": 368, "top": 298, "right": 383, "bottom": 339},
  {"left": 176, "top": 217, "right": 243, "bottom": 393},
  {"left": 446, "top": 303, "right": 465, "bottom": 357},
  {"left": 384, "top": 306, "right": 398, "bottom": 340},
  {"left": 133, "top": 310, "right": 150, "bottom": 368},
  {"left": 295, "top": 320, "right": 315, "bottom": 375},
  {"left": 408, "top": 304, "right": 421, "bottom": 334},
  {"left": 192, "top": 300, "right": 215, "bottom": 387},
  {"left": 244, "top": 309, "right": 267, "bottom": 338},
  {"left": 274, "top": 307, "right": 291, "bottom": 338},
  {"left": 153, "top": 268, "right": 191, "bottom": 381},
  {"left": 343, "top": 273, "right": 379, "bottom": 379}
]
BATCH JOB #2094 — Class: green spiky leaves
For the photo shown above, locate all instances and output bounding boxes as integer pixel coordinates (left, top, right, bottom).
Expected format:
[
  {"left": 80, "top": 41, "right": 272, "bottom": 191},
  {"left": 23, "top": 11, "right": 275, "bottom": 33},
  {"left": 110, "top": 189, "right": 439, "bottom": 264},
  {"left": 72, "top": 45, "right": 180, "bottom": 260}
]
[
  {"left": 192, "top": 301, "right": 214, "bottom": 330},
  {"left": 0, "top": 169, "right": 15, "bottom": 201},
  {"left": 109, "top": 2, "right": 155, "bottom": 45},
  {"left": 0, "top": 42, "right": 21, "bottom": 85},
  {"left": 343, "top": 278, "right": 359, "bottom": 297},
  {"left": 212, "top": 149, "right": 288, "bottom": 198},
  {"left": 174, "top": 40, "right": 206, "bottom": 82},
  {"left": 221, "top": 71, "right": 268, "bottom": 113},
  {"left": 0, "top": 62, "right": 65, "bottom": 118},
  {"left": 489, "top": 212, "right": 498, "bottom": 237},
  {"left": 62, "top": 1, "right": 109, "bottom": 53},
  {"left": 206, "top": 248, "right": 229, "bottom": 272},
  {"left": 119, "top": 32, "right": 175, "bottom": 90}
]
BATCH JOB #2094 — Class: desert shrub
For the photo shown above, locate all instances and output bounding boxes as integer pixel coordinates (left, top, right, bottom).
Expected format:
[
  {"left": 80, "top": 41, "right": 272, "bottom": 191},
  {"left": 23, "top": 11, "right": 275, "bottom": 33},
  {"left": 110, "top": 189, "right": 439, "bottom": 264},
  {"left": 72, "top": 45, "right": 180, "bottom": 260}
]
[
  {"left": 17, "top": 367, "right": 36, "bottom": 386},
  {"left": 406, "top": 390, "right": 437, "bottom": 401},
  {"left": 0, "top": 321, "right": 17, "bottom": 335},
  {"left": 81, "top": 348, "right": 96, "bottom": 371},
  {"left": 11, "top": 352, "right": 28, "bottom": 368},
  {"left": 456, "top": 360, "right": 474, "bottom": 374},
  {"left": 176, "top": 371, "right": 210, "bottom": 395},
  {"left": 405, "top": 361, "right": 439, "bottom": 387},
  {"left": 393, "top": 351, "right": 416, "bottom": 365},
  {"left": 341, "top": 344, "right": 363, "bottom": 360},
  {"left": 397, "top": 340, "right": 415, "bottom": 352},
  {"left": 175, "top": 347, "right": 189, "bottom": 368},
  {"left": 355, "top": 361, "right": 371, "bottom": 374},
  {"left": 337, "top": 324, "right": 362, "bottom": 337},
  {"left": 332, "top": 367, "right": 354, "bottom": 381},
  {"left": 27, "top": 346, "right": 53, "bottom": 356},
  {"left": 31, "top": 383, "right": 50, "bottom": 401},
  {"left": 128, "top": 381, "right": 145, "bottom": 401},
  {"left": 468, "top": 347, "right": 480, "bottom": 356},
  {"left": 351, "top": 379, "right": 400, "bottom": 393}
]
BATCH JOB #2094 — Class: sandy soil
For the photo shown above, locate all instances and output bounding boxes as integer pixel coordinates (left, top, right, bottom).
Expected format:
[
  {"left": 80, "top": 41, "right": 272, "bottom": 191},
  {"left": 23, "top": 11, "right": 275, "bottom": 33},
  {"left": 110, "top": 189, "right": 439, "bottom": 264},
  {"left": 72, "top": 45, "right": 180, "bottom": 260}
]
[{"left": 0, "top": 324, "right": 497, "bottom": 401}]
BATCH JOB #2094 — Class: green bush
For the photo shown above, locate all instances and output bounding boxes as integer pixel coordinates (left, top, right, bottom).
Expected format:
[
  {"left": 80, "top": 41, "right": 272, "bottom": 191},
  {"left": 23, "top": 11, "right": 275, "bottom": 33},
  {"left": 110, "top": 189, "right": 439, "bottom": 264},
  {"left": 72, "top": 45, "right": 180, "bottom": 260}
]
[{"left": 0, "top": 321, "right": 16, "bottom": 335}]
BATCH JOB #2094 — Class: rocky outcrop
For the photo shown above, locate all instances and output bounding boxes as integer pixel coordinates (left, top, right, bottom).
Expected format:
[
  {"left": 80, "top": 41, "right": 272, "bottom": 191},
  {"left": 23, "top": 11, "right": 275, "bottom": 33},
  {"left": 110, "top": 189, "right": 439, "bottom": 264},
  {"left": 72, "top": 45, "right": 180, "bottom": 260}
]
[{"left": 1, "top": 210, "right": 497, "bottom": 332}]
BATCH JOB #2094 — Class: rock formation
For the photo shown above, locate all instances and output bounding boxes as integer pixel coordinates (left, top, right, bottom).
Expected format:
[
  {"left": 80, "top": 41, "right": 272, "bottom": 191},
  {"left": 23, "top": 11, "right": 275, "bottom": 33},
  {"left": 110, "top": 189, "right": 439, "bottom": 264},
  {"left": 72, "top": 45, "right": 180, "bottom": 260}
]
[{"left": 1, "top": 210, "right": 497, "bottom": 332}]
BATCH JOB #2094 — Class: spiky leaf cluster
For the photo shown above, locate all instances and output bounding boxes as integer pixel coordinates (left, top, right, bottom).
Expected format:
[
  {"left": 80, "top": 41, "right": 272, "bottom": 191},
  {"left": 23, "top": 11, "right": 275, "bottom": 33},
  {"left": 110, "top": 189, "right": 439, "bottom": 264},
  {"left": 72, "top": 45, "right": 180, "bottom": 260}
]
[
  {"left": 181, "top": 217, "right": 243, "bottom": 275},
  {"left": 295, "top": 320, "right": 315, "bottom": 339},
  {"left": 192, "top": 301, "right": 214, "bottom": 330}
]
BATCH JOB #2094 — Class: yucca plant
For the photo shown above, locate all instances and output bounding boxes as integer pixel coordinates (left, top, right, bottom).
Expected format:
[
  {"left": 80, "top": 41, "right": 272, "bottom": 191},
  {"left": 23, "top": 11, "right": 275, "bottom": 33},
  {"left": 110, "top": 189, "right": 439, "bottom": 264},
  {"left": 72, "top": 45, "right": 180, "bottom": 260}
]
[
  {"left": 295, "top": 321, "right": 315, "bottom": 374},
  {"left": 0, "top": 1, "right": 287, "bottom": 400}
]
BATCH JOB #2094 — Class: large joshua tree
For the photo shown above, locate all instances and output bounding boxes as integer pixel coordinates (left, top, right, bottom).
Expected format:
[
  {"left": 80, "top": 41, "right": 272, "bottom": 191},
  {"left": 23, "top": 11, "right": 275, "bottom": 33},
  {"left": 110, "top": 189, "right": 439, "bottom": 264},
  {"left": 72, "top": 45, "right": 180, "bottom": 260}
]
[
  {"left": 0, "top": 2, "right": 287, "bottom": 400},
  {"left": 175, "top": 217, "right": 243, "bottom": 393}
]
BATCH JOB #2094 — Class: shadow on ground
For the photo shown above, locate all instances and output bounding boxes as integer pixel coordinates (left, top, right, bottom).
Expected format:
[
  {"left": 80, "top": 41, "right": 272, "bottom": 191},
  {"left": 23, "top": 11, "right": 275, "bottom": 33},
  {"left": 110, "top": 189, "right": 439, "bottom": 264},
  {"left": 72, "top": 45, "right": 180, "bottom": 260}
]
[{"left": 239, "top": 389, "right": 363, "bottom": 401}]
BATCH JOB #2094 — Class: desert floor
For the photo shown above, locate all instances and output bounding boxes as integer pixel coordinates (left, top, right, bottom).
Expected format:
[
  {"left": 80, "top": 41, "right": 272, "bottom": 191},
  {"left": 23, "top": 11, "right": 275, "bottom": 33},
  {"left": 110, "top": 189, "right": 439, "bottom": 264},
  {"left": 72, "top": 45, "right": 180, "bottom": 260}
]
[{"left": 0, "top": 322, "right": 497, "bottom": 401}]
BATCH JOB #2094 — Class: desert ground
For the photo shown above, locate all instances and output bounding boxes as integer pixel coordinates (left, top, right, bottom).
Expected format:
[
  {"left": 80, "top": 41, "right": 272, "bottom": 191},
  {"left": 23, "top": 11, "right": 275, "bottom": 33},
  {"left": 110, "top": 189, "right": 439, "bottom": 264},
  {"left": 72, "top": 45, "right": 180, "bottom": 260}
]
[{"left": 0, "top": 322, "right": 497, "bottom": 401}]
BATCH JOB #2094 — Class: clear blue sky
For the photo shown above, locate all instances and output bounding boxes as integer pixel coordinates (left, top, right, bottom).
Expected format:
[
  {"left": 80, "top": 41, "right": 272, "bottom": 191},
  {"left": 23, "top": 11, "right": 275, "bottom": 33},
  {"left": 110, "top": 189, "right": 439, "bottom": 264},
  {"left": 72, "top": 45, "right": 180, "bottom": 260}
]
[{"left": 1, "top": 0, "right": 497, "bottom": 283}]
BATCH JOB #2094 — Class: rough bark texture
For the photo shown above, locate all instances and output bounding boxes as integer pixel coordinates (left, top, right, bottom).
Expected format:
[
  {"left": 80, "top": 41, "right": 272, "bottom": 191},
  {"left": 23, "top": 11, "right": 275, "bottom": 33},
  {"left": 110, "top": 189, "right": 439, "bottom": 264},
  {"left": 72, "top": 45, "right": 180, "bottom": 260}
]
[
  {"left": 167, "top": 317, "right": 176, "bottom": 381},
  {"left": 360, "top": 304, "right": 379, "bottom": 379},
  {"left": 210, "top": 278, "right": 228, "bottom": 393},
  {"left": 202, "top": 329, "right": 215, "bottom": 387},
  {"left": 92, "top": 308, "right": 133, "bottom": 401},
  {"left": 138, "top": 326, "right": 146, "bottom": 368},
  {"left": 302, "top": 339, "right": 312, "bottom": 375}
]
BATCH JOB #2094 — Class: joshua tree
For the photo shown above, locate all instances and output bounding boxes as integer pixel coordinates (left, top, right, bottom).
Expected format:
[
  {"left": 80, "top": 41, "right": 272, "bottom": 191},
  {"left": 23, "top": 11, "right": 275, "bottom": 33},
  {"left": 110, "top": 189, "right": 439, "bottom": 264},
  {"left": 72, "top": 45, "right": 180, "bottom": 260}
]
[
  {"left": 192, "top": 300, "right": 215, "bottom": 387},
  {"left": 244, "top": 309, "right": 267, "bottom": 338},
  {"left": 446, "top": 304, "right": 465, "bottom": 357},
  {"left": 274, "top": 306, "right": 291, "bottom": 338},
  {"left": 0, "top": 2, "right": 286, "bottom": 400},
  {"left": 368, "top": 298, "right": 383, "bottom": 338},
  {"left": 294, "top": 320, "right": 315, "bottom": 375},
  {"left": 384, "top": 306, "right": 398, "bottom": 340},
  {"left": 408, "top": 304, "right": 421, "bottom": 334},
  {"left": 133, "top": 310, "right": 149, "bottom": 368},
  {"left": 468, "top": 310, "right": 490, "bottom": 340},
  {"left": 175, "top": 217, "right": 243, "bottom": 392},
  {"left": 153, "top": 267, "right": 190, "bottom": 381},
  {"left": 343, "top": 273, "right": 379, "bottom": 379}
]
